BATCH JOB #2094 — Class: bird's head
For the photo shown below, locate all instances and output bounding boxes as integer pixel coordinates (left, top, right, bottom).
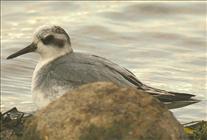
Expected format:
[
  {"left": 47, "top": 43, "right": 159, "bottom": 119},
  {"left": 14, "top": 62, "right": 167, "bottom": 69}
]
[{"left": 7, "top": 25, "right": 73, "bottom": 60}]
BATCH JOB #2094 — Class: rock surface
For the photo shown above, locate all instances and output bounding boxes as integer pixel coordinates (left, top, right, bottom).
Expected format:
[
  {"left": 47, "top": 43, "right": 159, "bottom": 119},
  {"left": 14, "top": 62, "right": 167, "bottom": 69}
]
[{"left": 15, "top": 82, "right": 186, "bottom": 140}]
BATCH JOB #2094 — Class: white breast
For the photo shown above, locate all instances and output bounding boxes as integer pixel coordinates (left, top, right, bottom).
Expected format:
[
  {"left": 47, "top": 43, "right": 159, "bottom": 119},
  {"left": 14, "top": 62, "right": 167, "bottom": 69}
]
[
  {"left": 31, "top": 46, "right": 74, "bottom": 108},
  {"left": 32, "top": 89, "right": 51, "bottom": 108},
  {"left": 32, "top": 58, "right": 50, "bottom": 91},
  {"left": 32, "top": 86, "right": 70, "bottom": 108},
  {"left": 32, "top": 59, "right": 51, "bottom": 108},
  {"left": 31, "top": 57, "right": 72, "bottom": 108}
]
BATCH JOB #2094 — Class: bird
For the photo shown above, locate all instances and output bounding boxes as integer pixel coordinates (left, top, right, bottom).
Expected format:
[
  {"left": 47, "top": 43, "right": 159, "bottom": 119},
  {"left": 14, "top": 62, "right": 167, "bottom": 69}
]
[{"left": 7, "top": 25, "right": 198, "bottom": 109}]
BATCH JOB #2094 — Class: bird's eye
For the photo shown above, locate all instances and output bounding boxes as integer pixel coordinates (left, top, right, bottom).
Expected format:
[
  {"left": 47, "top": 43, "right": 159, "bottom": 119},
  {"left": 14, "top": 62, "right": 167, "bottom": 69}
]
[{"left": 42, "top": 35, "right": 54, "bottom": 45}]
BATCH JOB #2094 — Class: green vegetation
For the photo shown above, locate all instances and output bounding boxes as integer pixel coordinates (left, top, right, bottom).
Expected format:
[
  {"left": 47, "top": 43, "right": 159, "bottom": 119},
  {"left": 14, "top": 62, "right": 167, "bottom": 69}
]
[{"left": 184, "top": 121, "right": 207, "bottom": 140}]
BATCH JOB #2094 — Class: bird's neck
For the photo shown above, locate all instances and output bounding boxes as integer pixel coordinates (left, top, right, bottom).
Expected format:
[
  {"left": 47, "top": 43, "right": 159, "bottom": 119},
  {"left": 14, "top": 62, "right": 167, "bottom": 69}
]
[
  {"left": 40, "top": 51, "right": 71, "bottom": 67},
  {"left": 32, "top": 47, "right": 72, "bottom": 90},
  {"left": 39, "top": 45, "right": 73, "bottom": 67}
]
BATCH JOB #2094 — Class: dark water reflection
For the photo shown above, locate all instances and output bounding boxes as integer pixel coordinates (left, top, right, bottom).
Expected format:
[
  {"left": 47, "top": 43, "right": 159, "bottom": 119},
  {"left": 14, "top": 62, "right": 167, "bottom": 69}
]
[{"left": 1, "top": 1, "right": 206, "bottom": 123}]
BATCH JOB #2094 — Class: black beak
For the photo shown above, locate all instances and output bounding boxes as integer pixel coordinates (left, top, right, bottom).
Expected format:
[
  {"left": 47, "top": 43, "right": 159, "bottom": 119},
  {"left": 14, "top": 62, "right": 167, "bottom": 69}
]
[{"left": 7, "top": 43, "right": 37, "bottom": 59}]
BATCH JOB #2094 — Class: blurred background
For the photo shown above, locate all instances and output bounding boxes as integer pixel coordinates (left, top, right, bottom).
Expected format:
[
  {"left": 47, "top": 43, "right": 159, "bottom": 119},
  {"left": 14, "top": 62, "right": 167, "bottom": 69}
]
[{"left": 1, "top": 1, "right": 206, "bottom": 123}]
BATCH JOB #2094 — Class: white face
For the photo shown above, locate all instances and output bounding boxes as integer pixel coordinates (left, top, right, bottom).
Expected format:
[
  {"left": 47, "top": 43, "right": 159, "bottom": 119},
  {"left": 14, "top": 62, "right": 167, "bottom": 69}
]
[
  {"left": 7, "top": 25, "right": 73, "bottom": 60},
  {"left": 33, "top": 25, "right": 72, "bottom": 60}
]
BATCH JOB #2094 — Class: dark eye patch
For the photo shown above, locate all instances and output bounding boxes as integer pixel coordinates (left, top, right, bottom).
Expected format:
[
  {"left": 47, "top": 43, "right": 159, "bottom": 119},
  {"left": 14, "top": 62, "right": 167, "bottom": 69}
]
[
  {"left": 53, "top": 38, "right": 65, "bottom": 48},
  {"left": 42, "top": 35, "right": 65, "bottom": 48},
  {"left": 42, "top": 35, "right": 54, "bottom": 45}
]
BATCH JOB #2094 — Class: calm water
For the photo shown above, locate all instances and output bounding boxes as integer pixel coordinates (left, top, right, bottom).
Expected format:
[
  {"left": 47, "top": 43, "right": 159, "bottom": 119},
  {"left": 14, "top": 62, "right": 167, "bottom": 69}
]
[{"left": 1, "top": 1, "right": 206, "bottom": 123}]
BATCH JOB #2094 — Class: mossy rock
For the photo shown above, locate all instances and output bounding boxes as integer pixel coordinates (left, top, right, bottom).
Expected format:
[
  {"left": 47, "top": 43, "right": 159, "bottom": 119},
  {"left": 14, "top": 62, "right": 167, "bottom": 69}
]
[{"left": 5, "top": 82, "right": 186, "bottom": 140}]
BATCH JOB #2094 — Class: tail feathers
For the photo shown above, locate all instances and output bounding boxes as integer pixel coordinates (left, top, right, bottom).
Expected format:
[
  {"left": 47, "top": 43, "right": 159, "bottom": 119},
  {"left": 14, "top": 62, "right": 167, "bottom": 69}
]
[
  {"left": 165, "top": 100, "right": 199, "bottom": 109},
  {"left": 141, "top": 85, "right": 199, "bottom": 108},
  {"left": 154, "top": 92, "right": 195, "bottom": 102}
]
